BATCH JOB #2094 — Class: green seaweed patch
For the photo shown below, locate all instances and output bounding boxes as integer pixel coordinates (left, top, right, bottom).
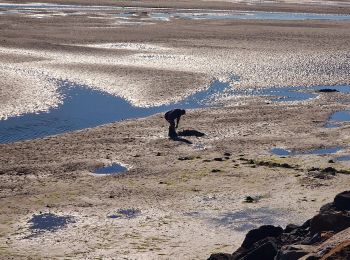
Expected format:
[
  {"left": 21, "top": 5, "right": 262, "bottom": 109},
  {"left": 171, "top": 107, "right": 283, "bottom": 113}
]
[
  {"left": 308, "top": 166, "right": 350, "bottom": 175},
  {"left": 256, "top": 160, "right": 294, "bottom": 169},
  {"left": 244, "top": 195, "right": 262, "bottom": 203},
  {"left": 178, "top": 156, "right": 195, "bottom": 161},
  {"left": 241, "top": 158, "right": 297, "bottom": 169}
]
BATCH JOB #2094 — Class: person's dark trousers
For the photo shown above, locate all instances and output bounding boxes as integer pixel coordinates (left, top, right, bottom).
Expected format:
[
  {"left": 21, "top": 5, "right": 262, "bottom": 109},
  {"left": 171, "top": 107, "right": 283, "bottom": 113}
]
[{"left": 167, "top": 120, "right": 177, "bottom": 138}]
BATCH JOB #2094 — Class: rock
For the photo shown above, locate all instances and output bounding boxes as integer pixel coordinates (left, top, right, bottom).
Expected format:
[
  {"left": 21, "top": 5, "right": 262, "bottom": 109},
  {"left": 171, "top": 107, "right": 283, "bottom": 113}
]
[
  {"left": 246, "top": 159, "right": 255, "bottom": 164},
  {"left": 207, "top": 191, "right": 350, "bottom": 260},
  {"left": 308, "top": 168, "right": 335, "bottom": 179},
  {"left": 319, "top": 202, "right": 334, "bottom": 213},
  {"left": 321, "top": 167, "right": 337, "bottom": 174},
  {"left": 321, "top": 240, "right": 350, "bottom": 259},
  {"left": 256, "top": 161, "right": 293, "bottom": 169},
  {"left": 275, "top": 245, "right": 313, "bottom": 260},
  {"left": 276, "top": 249, "right": 308, "bottom": 260},
  {"left": 320, "top": 231, "right": 335, "bottom": 241},
  {"left": 300, "top": 228, "right": 350, "bottom": 259},
  {"left": 244, "top": 196, "right": 255, "bottom": 203},
  {"left": 231, "top": 237, "right": 278, "bottom": 260},
  {"left": 300, "top": 233, "right": 322, "bottom": 245},
  {"left": 310, "top": 212, "right": 350, "bottom": 235},
  {"left": 334, "top": 190, "right": 350, "bottom": 211},
  {"left": 242, "top": 237, "right": 278, "bottom": 260},
  {"left": 178, "top": 156, "right": 194, "bottom": 161},
  {"left": 280, "top": 225, "right": 309, "bottom": 245},
  {"left": 211, "top": 169, "right": 222, "bottom": 173},
  {"left": 224, "top": 152, "right": 231, "bottom": 157},
  {"left": 241, "top": 225, "right": 283, "bottom": 249},
  {"left": 284, "top": 224, "right": 299, "bottom": 233},
  {"left": 280, "top": 163, "right": 293, "bottom": 168},
  {"left": 207, "top": 253, "right": 234, "bottom": 260},
  {"left": 214, "top": 157, "right": 224, "bottom": 161}
]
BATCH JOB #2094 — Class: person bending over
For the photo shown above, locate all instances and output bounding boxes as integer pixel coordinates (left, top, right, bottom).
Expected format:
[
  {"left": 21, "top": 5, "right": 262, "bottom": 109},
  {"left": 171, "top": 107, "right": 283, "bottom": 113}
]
[{"left": 164, "top": 109, "right": 186, "bottom": 138}]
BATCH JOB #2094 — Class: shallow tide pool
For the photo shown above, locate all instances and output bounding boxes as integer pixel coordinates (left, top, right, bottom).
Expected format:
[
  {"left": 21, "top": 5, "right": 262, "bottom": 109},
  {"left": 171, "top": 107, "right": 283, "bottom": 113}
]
[
  {"left": 0, "top": 80, "right": 349, "bottom": 144},
  {"left": 271, "top": 146, "right": 343, "bottom": 156},
  {"left": 325, "top": 110, "right": 350, "bottom": 128},
  {"left": 0, "top": 78, "right": 229, "bottom": 143},
  {"left": 94, "top": 163, "right": 127, "bottom": 174}
]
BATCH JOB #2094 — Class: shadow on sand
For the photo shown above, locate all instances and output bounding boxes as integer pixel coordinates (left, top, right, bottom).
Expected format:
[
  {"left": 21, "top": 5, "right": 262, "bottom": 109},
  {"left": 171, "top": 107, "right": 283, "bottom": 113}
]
[
  {"left": 177, "top": 129, "right": 205, "bottom": 137},
  {"left": 170, "top": 136, "right": 193, "bottom": 144},
  {"left": 169, "top": 129, "right": 205, "bottom": 144}
]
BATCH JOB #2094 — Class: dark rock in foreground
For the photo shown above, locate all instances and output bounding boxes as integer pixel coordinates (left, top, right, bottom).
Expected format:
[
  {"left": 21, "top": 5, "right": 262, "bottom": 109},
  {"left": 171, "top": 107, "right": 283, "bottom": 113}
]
[{"left": 208, "top": 191, "right": 350, "bottom": 260}]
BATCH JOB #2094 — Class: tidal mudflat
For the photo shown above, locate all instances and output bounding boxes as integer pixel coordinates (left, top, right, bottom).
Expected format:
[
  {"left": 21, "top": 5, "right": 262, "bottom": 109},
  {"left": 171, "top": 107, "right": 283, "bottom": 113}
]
[{"left": 0, "top": 0, "right": 350, "bottom": 259}]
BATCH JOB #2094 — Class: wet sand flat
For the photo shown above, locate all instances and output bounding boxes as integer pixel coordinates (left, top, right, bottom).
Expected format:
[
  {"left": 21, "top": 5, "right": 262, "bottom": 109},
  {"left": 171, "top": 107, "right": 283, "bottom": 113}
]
[
  {"left": 0, "top": 0, "right": 350, "bottom": 259},
  {"left": 0, "top": 13, "right": 349, "bottom": 118}
]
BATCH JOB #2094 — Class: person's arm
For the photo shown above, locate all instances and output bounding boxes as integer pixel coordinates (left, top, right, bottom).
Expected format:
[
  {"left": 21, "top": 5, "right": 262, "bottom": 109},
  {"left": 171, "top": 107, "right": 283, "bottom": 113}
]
[{"left": 175, "top": 116, "right": 181, "bottom": 128}]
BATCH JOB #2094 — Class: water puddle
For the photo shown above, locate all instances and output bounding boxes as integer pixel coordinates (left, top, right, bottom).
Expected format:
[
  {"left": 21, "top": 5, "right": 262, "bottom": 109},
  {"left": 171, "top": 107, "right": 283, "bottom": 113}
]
[
  {"left": 117, "top": 10, "right": 350, "bottom": 21},
  {"left": 108, "top": 208, "right": 141, "bottom": 219},
  {"left": 307, "top": 146, "right": 343, "bottom": 155},
  {"left": 231, "top": 84, "right": 350, "bottom": 103},
  {"left": 334, "top": 155, "right": 350, "bottom": 161},
  {"left": 26, "top": 213, "right": 74, "bottom": 237},
  {"left": 94, "top": 163, "right": 127, "bottom": 174},
  {"left": 325, "top": 110, "right": 350, "bottom": 128},
  {"left": 271, "top": 146, "right": 343, "bottom": 156},
  {"left": 271, "top": 148, "right": 292, "bottom": 156},
  {"left": 212, "top": 207, "right": 287, "bottom": 232}
]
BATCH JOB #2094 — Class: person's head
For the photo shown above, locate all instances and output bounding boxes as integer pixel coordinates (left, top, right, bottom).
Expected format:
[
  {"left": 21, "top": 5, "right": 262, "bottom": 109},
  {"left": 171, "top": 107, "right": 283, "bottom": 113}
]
[{"left": 181, "top": 109, "right": 186, "bottom": 115}]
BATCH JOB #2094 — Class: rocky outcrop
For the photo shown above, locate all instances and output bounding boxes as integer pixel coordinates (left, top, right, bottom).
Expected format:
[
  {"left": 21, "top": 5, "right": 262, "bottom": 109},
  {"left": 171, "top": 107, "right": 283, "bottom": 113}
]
[{"left": 208, "top": 191, "right": 350, "bottom": 260}]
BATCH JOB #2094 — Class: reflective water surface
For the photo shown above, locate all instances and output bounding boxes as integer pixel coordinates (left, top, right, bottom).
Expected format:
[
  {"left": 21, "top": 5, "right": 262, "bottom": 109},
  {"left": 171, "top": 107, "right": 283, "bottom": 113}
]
[
  {"left": 326, "top": 110, "right": 350, "bottom": 128},
  {"left": 1, "top": 80, "right": 349, "bottom": 144},
  {"left": 271, "top": 146, "right": 343, "bottom": 156},
  {"left": 0, "top": 79, "right": 229, "bottom": 143},
  {"left": 94, "top": 163, "right": 127, "bottom": 174}
]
